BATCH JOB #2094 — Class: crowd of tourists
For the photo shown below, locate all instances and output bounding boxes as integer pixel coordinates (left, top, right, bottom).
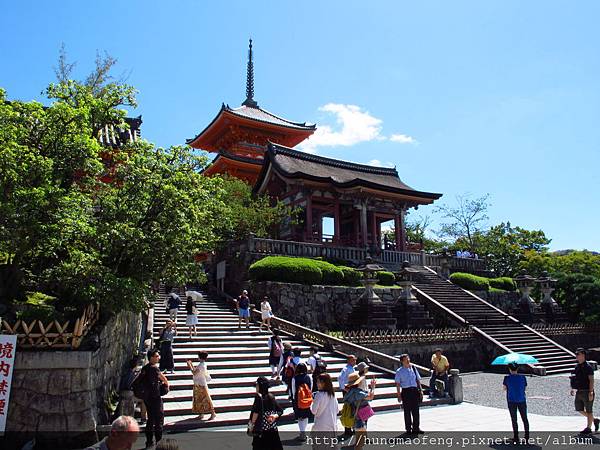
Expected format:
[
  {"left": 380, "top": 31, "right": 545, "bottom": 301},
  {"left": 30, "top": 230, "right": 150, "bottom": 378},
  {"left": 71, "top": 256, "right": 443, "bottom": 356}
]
[{"left": 99, "top": 289, "right": 598, "bottom": 450}]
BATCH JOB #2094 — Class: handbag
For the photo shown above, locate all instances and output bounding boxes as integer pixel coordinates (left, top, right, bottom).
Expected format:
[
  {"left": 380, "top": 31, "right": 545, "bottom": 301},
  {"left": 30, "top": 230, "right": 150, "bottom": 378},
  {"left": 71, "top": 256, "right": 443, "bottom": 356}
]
[
  {"left": 412, "top": 365, "right": 424, "bottom": 403},
  {"left": 356, "top": 403, "right": 375, "bottom": 422},
  {"left": 159, "top": 381, "right": 169, "bottom": 396}
]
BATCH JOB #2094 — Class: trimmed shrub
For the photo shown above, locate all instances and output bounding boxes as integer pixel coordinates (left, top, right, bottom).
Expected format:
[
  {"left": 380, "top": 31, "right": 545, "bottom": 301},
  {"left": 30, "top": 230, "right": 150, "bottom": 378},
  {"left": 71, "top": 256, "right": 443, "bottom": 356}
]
[
  {"left": 317, "top": 261, "right": 345, "bottom": 285},
  {"left": 249, "top": 256, "right": 323, "bottom": 285},
  {"left": 340, "top": 266, "right": 362, "bottom": 286},
  {"left": 377, "top": 271, "right": 396, "bottom": 286},
  {"left": 449, "top": 272, "right": 490, "bottom": 291},
  {"left": 489, "top": 277, "right": 516, "bottom": 291}
]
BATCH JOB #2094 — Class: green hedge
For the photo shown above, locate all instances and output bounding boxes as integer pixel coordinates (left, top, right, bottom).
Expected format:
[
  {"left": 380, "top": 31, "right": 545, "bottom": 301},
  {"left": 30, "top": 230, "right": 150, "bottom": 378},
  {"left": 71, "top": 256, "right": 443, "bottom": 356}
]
[
  {"left": 377, "top": 271, "right": 396, "bottom": 286},
  {"left": 249, "top": 256, "right": 359, "bottom": 286},
  {"left": 489, "top": 277, "right": 516, "bottom": 291},
  {"left": 340, "top": 266, "right": 362, "bottom": 286},
  {"left": 449, "top": 272, "right": 490, "bottom": 291},
  {"left": 249, "top": 256, "right": 323, "bottom": 285}
]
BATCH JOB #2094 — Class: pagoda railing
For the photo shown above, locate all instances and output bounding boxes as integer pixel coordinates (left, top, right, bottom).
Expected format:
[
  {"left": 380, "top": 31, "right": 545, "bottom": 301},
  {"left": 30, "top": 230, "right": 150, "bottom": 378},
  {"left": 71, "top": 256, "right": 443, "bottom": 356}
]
[
  {"left": 246, "top": 236, "right": 486, "bottom": 272},
  {"left": 331, "top": 327, "right": 474, "bottom": 344}
]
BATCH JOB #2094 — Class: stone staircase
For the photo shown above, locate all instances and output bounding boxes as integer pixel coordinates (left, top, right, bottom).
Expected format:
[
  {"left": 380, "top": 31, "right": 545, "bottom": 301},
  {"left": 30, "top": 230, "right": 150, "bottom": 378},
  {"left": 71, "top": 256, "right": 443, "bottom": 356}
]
[
  {"left": 412, "top": 268, "right": 576, "bottom": 375},
  {"left": 153, "top": 288, "right": 450, "bottom": 430}
]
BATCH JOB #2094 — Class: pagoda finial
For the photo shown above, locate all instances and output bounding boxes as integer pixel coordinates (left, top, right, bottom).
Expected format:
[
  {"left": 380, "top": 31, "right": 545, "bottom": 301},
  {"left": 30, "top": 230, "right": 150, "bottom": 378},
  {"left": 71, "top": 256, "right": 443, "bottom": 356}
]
[{"left": 242, "top": 38, "right": 258, "bottom": 108}]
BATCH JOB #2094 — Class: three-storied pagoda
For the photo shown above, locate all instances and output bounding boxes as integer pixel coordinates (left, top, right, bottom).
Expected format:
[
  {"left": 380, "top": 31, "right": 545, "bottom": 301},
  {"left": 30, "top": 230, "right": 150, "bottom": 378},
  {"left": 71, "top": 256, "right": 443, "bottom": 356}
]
[{"left": 188, "top": 41, "right": 442, "bottom": 251}]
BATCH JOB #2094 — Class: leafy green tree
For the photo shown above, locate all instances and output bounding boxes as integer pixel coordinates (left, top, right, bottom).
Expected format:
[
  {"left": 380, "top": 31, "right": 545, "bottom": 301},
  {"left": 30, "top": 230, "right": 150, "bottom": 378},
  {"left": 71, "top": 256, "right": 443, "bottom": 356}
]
[
  {"left": 475, "top": 222, "right": 551, "bottom": 276},
  {"left": 0, "top": 55, "right": 291, "bottom": 316}
]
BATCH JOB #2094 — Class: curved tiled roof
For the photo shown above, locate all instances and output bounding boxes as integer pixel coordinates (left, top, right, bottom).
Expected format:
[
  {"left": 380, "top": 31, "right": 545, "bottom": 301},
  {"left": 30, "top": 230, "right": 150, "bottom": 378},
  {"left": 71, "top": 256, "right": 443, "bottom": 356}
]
[
  {"left": 225, "top": 104, "right": 316, "bottom": 131},
  {"left": 255, "top": 143, "right": 442, "bottom": 200}
]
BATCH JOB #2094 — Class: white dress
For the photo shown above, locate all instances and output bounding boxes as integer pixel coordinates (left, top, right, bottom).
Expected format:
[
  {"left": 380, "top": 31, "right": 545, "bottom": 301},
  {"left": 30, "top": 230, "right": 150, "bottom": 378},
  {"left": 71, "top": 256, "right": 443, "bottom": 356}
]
[{"left": 261, "top": 301, "right": 273, "bottom": 320}]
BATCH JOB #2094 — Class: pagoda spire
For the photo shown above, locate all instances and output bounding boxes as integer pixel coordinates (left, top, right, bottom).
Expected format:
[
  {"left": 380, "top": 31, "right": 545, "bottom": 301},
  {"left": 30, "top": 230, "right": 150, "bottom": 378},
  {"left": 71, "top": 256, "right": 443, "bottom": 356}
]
[{"left": 242, "top": 39, "right": 258, "bottom": 108}]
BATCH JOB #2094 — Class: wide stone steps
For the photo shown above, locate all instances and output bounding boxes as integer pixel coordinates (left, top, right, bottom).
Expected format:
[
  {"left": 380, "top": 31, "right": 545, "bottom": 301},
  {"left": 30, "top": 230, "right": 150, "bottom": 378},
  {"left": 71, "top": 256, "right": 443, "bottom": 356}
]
[
  {"left": 150, "top": 291, "right": 453, "bottom": 429},
  {"left": 415, "top": 268, "right": 576, "bottom": 374}
]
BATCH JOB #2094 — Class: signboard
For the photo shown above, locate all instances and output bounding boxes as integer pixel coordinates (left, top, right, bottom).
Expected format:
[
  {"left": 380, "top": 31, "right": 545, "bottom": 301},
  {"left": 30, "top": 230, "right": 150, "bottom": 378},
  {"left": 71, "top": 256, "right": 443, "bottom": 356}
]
[
  {"left": 0, "top": 334, "right": 16, "bottom": 435},
  {"left": 216, "top": 261, "right": 226, "bottom": 280}
]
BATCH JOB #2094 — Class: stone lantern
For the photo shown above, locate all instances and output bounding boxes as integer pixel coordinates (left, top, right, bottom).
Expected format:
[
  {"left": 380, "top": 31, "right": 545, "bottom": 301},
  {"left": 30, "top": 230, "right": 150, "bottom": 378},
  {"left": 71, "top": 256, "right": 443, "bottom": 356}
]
[
  {"left": 513, "top": 270, "right": 536, "bottom": 312},
  {"left": 351, "top": 257, "right": 397, "bottom": 329},
  {"left": 397, "top": 261, "right": 420, "bottom": 305},
  {"left": 537, "top": 271, "right": 558, "bottom": 306},
  {"left": 356, "top": 257, "right": 385, "bottom": 305},
  {"left": 438, "top": 248, "right": 451, "bottom": 279}
]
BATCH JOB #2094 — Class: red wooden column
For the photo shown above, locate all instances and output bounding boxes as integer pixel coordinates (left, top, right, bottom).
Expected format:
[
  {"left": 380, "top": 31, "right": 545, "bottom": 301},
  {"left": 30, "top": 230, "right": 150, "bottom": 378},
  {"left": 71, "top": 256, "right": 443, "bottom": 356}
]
[
  {"left": 394, "top": 212, "right": 402, "bottom": 250},
  {"left": 305, "top": 194, "right": 313, "bottom": 241},
  {"left": 360, "top": 202, "right": 368, "bottom": 248},
  {"left": 334, "top": 200, "right": 341, "bottom": 243},
  {"left": 370, "top": 211, "right": 377, "bottom": 248}
]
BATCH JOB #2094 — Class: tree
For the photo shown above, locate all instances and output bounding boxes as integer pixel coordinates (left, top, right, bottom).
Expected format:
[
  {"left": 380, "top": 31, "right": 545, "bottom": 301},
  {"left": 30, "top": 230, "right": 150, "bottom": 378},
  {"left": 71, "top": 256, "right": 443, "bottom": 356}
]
[
  {"left": 476, "top": 223, "right": 551, "bottom": 276},
  {"left": 436, "top": 194, "right": 490, "bottom": 252},
  {"left": 0, "top": 54, "right": 291, "bottom": 316}
]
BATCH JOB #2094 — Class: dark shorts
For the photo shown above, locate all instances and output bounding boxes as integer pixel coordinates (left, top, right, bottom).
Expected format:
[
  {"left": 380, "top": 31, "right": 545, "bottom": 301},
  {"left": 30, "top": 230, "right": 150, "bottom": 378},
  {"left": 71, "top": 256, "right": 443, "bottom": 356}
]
[{"left": 575, "top": 389, "right": 594, "bottom": 413}]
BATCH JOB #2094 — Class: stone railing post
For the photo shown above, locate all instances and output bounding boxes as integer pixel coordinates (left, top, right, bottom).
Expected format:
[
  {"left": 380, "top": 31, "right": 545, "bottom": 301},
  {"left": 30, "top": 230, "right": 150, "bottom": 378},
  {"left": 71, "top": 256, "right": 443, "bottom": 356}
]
[
  {"left": 420, "top": 250, "right": 426, "bottom": 266},
  {"left": 449, "top": 368, "right": 463, "bottom": 404},
  {"left": 247, "top": 233, "right": 256, "bottom": 252}
]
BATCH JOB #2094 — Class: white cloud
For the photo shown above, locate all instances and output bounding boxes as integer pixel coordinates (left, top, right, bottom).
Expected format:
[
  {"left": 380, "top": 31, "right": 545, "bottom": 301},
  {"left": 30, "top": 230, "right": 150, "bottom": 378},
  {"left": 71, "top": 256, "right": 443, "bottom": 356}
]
[
  {"left": 367, "top": 159, "right": 395, "bottom": 168},
  {"left": 390, "top": 133, "right": 417, "bottom": 144},
  {"left": 298, "top": 103, "right": 417, "bottom": 153},
  {"left": 299, "top": 103, "right": 383, "bottom": 153}
]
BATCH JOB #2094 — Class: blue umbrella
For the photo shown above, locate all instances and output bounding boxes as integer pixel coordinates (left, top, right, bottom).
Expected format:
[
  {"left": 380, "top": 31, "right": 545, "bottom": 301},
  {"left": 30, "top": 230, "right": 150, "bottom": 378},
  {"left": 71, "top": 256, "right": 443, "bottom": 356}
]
[{"left": 491, "top": 353, "right": 539, "bottom": 365}]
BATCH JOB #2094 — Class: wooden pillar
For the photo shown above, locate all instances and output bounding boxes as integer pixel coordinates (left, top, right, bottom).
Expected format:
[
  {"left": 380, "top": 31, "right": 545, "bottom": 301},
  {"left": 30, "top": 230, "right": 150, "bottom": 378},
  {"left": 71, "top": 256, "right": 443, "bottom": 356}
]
[
  {"left": 360, "top": 202, "right": 368, "bottom": 248},
  {"left": 354, "top": 211, "right": 360, "bottom": 247},
  {"left": 399, "top": 208, "right": 407, "bottom": 251},
  {"left": 370, "top": 211, "right": 377, "bottom": 248},
  {"left": 334, "top": 200, "right": 341, "bottom": 243},
  {"left": 394, "top": 212, "right": 402, "bottom": 251},
  {"left": 305, "top": 195, "right": 312, "bottom": 242},
  {"left": 316, "top": 211, "right": 323, "bottom": 241}
]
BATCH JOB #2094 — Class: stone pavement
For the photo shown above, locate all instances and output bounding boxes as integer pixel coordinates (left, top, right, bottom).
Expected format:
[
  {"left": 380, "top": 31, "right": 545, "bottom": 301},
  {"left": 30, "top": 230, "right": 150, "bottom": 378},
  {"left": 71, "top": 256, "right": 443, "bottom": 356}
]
[{"left": 128, "top": 402, "right": 594, "bottom": 449}]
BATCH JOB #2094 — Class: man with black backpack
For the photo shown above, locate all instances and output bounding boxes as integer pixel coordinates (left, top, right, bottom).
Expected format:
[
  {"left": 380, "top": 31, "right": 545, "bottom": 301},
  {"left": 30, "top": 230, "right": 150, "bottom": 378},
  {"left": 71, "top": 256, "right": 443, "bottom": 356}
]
[
  {"left": 131, "top": 349, "right": 170, "bottom": 448},
  {"left": 307, "top": 346, "right": 328, "bottom": 392}
]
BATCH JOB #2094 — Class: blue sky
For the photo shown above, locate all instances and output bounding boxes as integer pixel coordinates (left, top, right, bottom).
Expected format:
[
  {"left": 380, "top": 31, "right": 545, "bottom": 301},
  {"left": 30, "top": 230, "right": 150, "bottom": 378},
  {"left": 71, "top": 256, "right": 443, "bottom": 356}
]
[{"left": 2, "top": 1, "right": 599, "bottom": 250}]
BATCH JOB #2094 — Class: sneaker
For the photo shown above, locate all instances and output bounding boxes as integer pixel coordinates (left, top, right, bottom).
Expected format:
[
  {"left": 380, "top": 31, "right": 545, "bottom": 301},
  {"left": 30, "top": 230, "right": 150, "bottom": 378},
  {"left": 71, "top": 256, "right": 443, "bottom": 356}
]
[
  {"left": 595, "top": 418, "right": 600, "bottom": 432},
  {"left": 580, "top": 427, "right": 592, "bottom": 435}
]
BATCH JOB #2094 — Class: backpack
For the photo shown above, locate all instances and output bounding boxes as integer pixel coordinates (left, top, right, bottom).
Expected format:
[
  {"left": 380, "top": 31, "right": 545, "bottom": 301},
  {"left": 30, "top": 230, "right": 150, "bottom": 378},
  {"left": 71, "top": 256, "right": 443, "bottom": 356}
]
[
  {"left": 271, "top": 339, "right": 282, "bottom": 358},
  {"left": 131, "top": 368, "right": 147, "bottom": 400},
  {"left": 297, "top": 383, "right": 313, "bottom": 409},
  {"left": 282, "top": 354, "right": 295, "bottom": 381},
  {"left": 313, "top": 355, "right": 327, "bottom": 376},
  {"left": 340, "top": 403, "right": 355, "bottom": 428}
]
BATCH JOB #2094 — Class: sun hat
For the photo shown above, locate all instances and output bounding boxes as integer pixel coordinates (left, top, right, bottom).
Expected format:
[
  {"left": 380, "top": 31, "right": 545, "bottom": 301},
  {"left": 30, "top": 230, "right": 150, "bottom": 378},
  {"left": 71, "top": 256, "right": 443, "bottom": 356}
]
[{"left": 345, "top": 372, "right": 365, "bottom": 389}]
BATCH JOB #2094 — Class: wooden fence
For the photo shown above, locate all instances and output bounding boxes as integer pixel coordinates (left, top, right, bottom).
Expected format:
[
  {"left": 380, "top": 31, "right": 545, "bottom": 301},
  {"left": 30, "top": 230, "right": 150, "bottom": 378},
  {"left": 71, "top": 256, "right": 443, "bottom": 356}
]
[
  {"left": 332, "top": 327, "right": 474, "bottom": 344},
  {"left": 0, "top": 303, "right": 100, "bottom": 349}
]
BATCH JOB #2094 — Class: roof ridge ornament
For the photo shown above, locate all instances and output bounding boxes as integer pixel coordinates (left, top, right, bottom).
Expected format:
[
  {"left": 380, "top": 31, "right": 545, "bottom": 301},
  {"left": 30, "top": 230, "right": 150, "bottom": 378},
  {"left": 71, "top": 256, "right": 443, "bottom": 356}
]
[{"left": 242, "top": 38, "right": 259, "bottom": 108}]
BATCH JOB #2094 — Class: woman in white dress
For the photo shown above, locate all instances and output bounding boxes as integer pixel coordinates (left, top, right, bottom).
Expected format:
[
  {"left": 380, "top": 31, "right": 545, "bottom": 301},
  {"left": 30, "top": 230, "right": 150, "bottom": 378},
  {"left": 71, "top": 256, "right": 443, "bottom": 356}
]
[
  {"left": 310, "top": 373, "right": 339, "bottom": 449},
  {"left": 260, "top": 296, "right": 273, "bottom": 331},
  {"left": 185, "top": 296, "right": 199, "bottom": 338}
]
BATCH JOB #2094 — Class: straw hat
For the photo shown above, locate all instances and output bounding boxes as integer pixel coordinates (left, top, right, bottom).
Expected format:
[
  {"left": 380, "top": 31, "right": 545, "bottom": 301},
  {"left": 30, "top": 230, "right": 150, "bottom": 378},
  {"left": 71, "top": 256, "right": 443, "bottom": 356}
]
[{"left": 345, "top": 372, "right": 365, "bottom": 389}]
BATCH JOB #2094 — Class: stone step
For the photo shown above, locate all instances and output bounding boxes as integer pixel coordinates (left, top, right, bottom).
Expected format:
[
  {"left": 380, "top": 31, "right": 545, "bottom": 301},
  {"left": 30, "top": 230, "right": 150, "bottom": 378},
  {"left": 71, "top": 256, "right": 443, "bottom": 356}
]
[
  {"left": 170, "top": 344, "right": 309, "bottom": 353},
  {"left": 161, "top": 397, "right": 452, "bottom": 429},
  {"left": 171, "top": 357, "right": 347, "bottom": 370},
  {"left": 162, "top": 385, "right": 406, "bottom": 416},
  {"left": 163, "top": 362, "right": 350, "bottom": 380},
  {"left": 172, "top": 352, "right": 345, "bottom": 364}
]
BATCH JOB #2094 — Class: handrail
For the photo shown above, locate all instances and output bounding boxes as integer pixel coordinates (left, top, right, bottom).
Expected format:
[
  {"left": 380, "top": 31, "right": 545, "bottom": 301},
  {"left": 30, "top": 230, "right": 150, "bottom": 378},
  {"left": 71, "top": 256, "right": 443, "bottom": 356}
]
[
  {"left": 217, "top": 288, "right": 431, "bottom": 376},
  {"left": 413, "top": 286, "right": 469, "bottom": 327},
  {"left": 422, "top": 266, "right": 520, "bottom": 323}
]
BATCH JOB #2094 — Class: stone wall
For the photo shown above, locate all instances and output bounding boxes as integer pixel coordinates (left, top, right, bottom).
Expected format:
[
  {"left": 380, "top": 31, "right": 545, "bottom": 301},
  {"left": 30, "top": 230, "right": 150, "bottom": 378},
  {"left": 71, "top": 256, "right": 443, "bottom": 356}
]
[
  {"left": 366, "top": 339, "right": 496, "bottom": 373},
  {"left": 248, "top": 281, "right": 404, "bottom": 331},
  {"left": 6, "top": 310, "right": 142, "bottom": 449},
  {"left": 471, "top": 290, "right": 520, "bottom": 313}
]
